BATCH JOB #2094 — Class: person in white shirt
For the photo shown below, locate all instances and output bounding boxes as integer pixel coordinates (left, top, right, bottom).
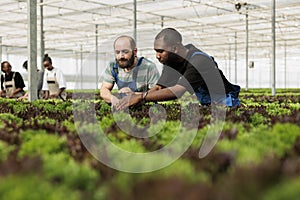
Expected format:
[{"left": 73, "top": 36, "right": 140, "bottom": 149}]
[{"left": 42, "top": 54, "right": 67, "bottom": 100}]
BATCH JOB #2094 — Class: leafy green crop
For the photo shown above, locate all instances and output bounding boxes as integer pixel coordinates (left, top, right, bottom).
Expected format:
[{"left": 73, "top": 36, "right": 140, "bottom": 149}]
[
  {"left": 289, "top": 103, "right": 300, "bottom": 111},
  {"left": 114, "top": 139, "right": 146, "bottom": 153},
  {"left": 111, "top": 158, "right": 208, "bottom": 194},
  {"left": 217, "top": 123, "right": 300, "bottom": 165},
  {"left": 249, "top": 113, "right": 270, "bottom": 127},
  {"left": 12, "top": 103, "right": 28, "bottom": 116},
  {"left": 0, "top": 113, "right": 23, "bottom": 127},
  {"left": 148, "top": 120, "right": 181, "bottom": 146},
  {"left": 18, "top": 129, "right": 99, "bottom": 193},
  {"left": 1, "top": 91, "right": 300, "bottom": 199},
  {"left": 18, "top": 130, "right": 68, "bottom": 158},
  {"left": 265, "top": 103, "right": 292, "bottom": 116},
  {"left": 43, "top": 153, "right": 99, "bottom": 191},
  {"left": 0, "top": 141, "right": 15, "bottom": 162},
  {"left": 0, "top": 175, "right": 81, "bottom": 200},
  {"left": 262, "top": 177, "right": 300, "bottom": 200}
]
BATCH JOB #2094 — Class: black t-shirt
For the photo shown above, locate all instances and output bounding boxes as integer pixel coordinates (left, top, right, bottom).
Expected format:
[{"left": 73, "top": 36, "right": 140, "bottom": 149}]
[
  {"left": 1, "top": 71, "right": 26, "bottom": 91},
  {"left": 157, "top": 44, "right": 234, "bottom": 95}
]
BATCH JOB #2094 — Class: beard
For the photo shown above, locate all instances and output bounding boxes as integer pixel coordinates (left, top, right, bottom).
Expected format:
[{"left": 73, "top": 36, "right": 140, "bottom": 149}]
[{"left": 116, "top": 53, "right": 135, "bottom": 69}]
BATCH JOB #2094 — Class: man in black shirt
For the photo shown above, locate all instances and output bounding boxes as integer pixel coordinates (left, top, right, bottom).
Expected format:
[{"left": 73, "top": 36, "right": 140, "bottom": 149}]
[{"left": 116, "top": 28, "right": 240, "bottom": 110}]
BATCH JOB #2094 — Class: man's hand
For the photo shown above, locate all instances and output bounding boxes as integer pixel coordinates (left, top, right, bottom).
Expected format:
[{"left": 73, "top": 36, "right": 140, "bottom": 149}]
[
  {"left": 111, "top": 95, "right": 120, "bottom": 108},
  {"left": 116, "top": 93, "right": 143, "bottom": 110},
  {"left": 118, "top": 87, "right": 133, "bottom": 96}
]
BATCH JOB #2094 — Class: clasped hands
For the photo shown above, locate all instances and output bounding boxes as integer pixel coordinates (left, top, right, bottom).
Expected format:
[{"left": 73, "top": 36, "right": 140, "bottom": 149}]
[{"left": 111, "top": 87, "right": 143, "bottom": 111}]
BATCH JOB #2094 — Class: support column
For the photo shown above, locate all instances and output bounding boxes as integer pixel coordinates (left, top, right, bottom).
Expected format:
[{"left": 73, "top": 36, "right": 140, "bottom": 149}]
[
  {"left": 95, "top": 24, "right": 99, "bottom": 90},
  {"left": 245, "top": 7, "right": 249, "bottom": 91},
  {"left": 27, "top": 0, "right": 38, "bottom": 101},
  {"left": 229, "top": 45, "right": 231, "bottom": 80},
  {"left": 0, "top": 36, "right": 2, "bottom": 64},
  {"left": 235, "top": 32, "right": 237, "bottom": 84},
  {"left": 80, "top": 45, "right": 83, "bottom": 89},
  {"left": 161, "top": 16, "right": 164, "bottom": 28},
  {"left": 133, "top": 0, "right": 137, "bottom": 42},
  {"left": 271, "top": 0, "right": 276, "bottom": 95},
  {"left": 40, "top": 0, "right": 45, "bottom": 71},
  {"left": 284, "top": 42, "right": 286, "bottom": 88}
]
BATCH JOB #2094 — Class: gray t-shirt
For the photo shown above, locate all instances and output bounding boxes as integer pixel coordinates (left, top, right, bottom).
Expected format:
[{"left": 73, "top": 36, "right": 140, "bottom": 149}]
[{"left": 102, "top": 57, "right": 160, "bottom": 92}]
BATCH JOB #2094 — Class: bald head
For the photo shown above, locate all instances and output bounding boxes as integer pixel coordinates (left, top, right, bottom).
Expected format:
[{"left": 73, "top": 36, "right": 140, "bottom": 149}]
[{"left": 114, "top": 35, "right": 136, "bottom": 50}]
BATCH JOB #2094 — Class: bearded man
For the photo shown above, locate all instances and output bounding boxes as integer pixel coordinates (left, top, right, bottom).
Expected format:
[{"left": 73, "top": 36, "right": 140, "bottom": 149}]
[{"left": 100, "top": 35, "right": 160, "bottom": 107}]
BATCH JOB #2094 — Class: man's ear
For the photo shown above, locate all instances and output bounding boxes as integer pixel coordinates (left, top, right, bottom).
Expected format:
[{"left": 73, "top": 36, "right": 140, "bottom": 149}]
[
  {"left": 172, "top": 45, "right": 178, "bottom": 53},
  {"left": 133, "top": 48, "right": 138, "bottom": 55}
]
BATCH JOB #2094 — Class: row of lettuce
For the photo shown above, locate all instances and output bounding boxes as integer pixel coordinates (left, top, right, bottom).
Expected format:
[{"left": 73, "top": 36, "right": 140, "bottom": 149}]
[{"left": 0, "top": 91, "right": 300, "bottom": 199}]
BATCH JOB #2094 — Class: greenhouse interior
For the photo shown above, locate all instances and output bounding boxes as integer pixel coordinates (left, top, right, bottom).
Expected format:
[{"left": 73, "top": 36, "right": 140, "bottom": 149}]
[
  {"left": 1, "top": 0, "right": 300, "bottom": 89},
  {"left": 1, "top": 0, "right": 300, "bottom": 200}
]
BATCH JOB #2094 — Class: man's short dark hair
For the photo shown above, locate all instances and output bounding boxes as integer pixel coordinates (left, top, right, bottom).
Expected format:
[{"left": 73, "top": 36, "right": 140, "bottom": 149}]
[{"left": 155, "top": 28, "right": 182, "bottom": 46}]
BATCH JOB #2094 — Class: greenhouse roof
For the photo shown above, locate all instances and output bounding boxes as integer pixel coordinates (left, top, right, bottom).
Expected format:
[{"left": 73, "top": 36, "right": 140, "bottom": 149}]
[{"left": 0, "top": 0, "right": 300, "bottom": 59}]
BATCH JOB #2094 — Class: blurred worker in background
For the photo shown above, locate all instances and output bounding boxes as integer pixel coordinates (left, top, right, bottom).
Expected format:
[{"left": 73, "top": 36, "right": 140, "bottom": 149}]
[
  {"left": 42, "top": 54, "right": 67, "bottom": 101},
  {"left": 0, "top": 61, "right": 25, "bottom": 98}
]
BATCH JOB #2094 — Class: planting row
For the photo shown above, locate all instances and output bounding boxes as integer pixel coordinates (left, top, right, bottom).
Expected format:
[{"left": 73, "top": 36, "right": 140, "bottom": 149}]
[{"left": 0, "top": 93, "right": 300, "bottom": 199}]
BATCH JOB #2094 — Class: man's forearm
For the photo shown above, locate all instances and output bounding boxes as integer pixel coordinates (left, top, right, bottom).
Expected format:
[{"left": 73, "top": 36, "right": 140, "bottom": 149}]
[
  {"left": 12, "top": 88, "right": 22, "bottom": 95},
  {"left": 100, "top": 88, "right": 113, "bottom": 103},
  {"left": 148, "top": 85, "right": 163, "bottom": 92},
  {"left": 145, "top": 85, "right": 186, "bottom": 102}
]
